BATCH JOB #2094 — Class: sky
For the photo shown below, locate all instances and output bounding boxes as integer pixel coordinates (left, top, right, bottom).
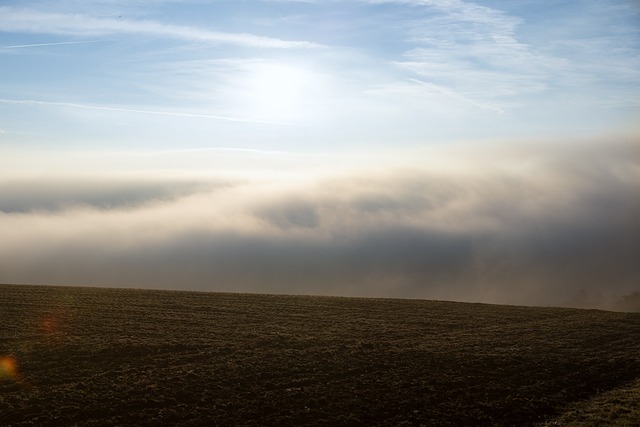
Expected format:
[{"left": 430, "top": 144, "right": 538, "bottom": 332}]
[{"left": 1, "top": 0, "right": 639, "bottom": 308}]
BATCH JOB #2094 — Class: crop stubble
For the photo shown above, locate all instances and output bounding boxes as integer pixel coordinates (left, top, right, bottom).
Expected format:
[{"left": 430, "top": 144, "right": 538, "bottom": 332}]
[{"left": 1, "top": 284, "right": 639, "bottom": 425}]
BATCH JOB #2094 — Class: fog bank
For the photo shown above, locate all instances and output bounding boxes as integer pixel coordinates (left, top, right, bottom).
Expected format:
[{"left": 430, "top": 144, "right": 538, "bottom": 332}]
[{"left": 1, "top": 136, "right": 638, "bottom": 308}]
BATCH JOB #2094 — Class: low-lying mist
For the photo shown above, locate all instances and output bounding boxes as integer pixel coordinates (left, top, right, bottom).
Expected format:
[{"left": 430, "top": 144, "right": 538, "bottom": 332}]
[{"left": 1, "top": 136, "right": 638, "bottom": 309}]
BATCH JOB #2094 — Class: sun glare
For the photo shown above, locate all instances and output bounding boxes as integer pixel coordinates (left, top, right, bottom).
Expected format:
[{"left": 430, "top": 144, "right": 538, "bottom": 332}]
[{"left": 243, "top": 63, "right": 312, "bottom": 122}]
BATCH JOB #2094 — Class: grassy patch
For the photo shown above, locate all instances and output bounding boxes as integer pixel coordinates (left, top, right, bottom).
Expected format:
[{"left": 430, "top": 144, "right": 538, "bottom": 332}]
[
  {"left": 541, "top": 378, "right": 640, "bottom": 426},
  {"left": 1, "top": 284, "right": 640, "bottom": 426}
]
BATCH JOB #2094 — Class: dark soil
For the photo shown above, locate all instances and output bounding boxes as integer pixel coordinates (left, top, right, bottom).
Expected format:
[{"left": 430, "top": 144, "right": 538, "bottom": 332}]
[{"left": 1, "top": 284, "right": 639, "bottom": 426}]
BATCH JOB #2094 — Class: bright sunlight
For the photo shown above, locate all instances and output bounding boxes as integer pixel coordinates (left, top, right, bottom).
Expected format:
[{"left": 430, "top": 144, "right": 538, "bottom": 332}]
[{"left": 242, "top": 62, "right": 313, "bottom": 123}]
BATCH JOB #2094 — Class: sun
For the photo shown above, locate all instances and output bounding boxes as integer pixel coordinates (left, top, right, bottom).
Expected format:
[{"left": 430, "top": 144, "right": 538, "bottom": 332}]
[{"left": 243, "top": 62, "right": 312, "bottom": 122}]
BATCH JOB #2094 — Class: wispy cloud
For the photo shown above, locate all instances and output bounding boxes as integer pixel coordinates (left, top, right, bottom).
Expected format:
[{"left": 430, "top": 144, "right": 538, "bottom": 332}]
[
  {"left": 1, "top": 40, "right": 103, "bottom": 49},
  {"left": 0, "top": 7, "right": 323, "bottom": 49},
  {"left": 367, "top": 78, "right": 505, "bottom": 114},
  {"left": 386, "top": 0, "right": 549, "bottom": 112},
  {"left": 0, "top": 98, "right": 299, "bottom": 125},
  {"left": 156, "top": 147, "right": 298, "bottom": 155},
  {"left": 363, "top": 0, "right": 639, "bottom": 115}
]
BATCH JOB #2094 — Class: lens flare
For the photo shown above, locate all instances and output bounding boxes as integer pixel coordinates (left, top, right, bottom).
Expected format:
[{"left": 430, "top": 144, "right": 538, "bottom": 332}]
[
  {"left": 0, "top": 355, "right": 18, "bottom": 381},
  {"left": 41, "top": 315, "right": 58, "bottom": 334}
]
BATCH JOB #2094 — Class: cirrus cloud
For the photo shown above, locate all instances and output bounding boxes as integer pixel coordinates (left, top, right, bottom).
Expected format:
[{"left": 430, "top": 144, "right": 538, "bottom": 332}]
[{"left": 0, "top": 6, "right": 323, "bottom": 49}]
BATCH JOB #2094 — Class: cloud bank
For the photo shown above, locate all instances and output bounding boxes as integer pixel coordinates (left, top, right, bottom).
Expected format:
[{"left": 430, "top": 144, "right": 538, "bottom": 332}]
[{"left": 1, "top": 136, "right": 638, "bottom": 308}]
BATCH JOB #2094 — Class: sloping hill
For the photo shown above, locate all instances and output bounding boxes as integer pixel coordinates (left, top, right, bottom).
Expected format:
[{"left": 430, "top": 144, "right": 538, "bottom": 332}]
[
  {"left": 541, "top": 378, "right": 640, "bottom": 426},
  {"left": 1, "top": 284, "right": 639, "bottom": 426}
]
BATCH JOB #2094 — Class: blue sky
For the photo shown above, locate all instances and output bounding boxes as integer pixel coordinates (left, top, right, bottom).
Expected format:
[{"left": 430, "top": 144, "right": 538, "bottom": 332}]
[
  {"left": 1, "top": 0, "right": 638, "bottom": 153},
  {"left": 1, "top": 1, "right": 639, "bottom": 306}
]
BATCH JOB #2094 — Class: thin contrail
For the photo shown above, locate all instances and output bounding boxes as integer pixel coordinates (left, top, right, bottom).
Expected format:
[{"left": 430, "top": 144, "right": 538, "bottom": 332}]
[
  {"left": 408, "top": 78, "right": 505, "bottom": 115},
  {"left": 2, "top": 40, "right": 102, "bottom": 49},
  {"left": 156, "top": 147, "right": 297, "bottom": 155},
  {"left": 0, "top": 98, "right": 301, "bottom": 126}
]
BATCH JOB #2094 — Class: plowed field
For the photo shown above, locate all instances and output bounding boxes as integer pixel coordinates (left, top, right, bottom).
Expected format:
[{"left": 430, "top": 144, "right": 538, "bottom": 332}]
[{"left": 1, "top": 284, "right": 639, "bottom": 426}]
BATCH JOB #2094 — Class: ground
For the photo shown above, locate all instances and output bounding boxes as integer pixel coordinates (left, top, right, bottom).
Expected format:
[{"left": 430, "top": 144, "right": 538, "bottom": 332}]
[{"left": 1, "top": 284, "right": 639, "bottom": 426}]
